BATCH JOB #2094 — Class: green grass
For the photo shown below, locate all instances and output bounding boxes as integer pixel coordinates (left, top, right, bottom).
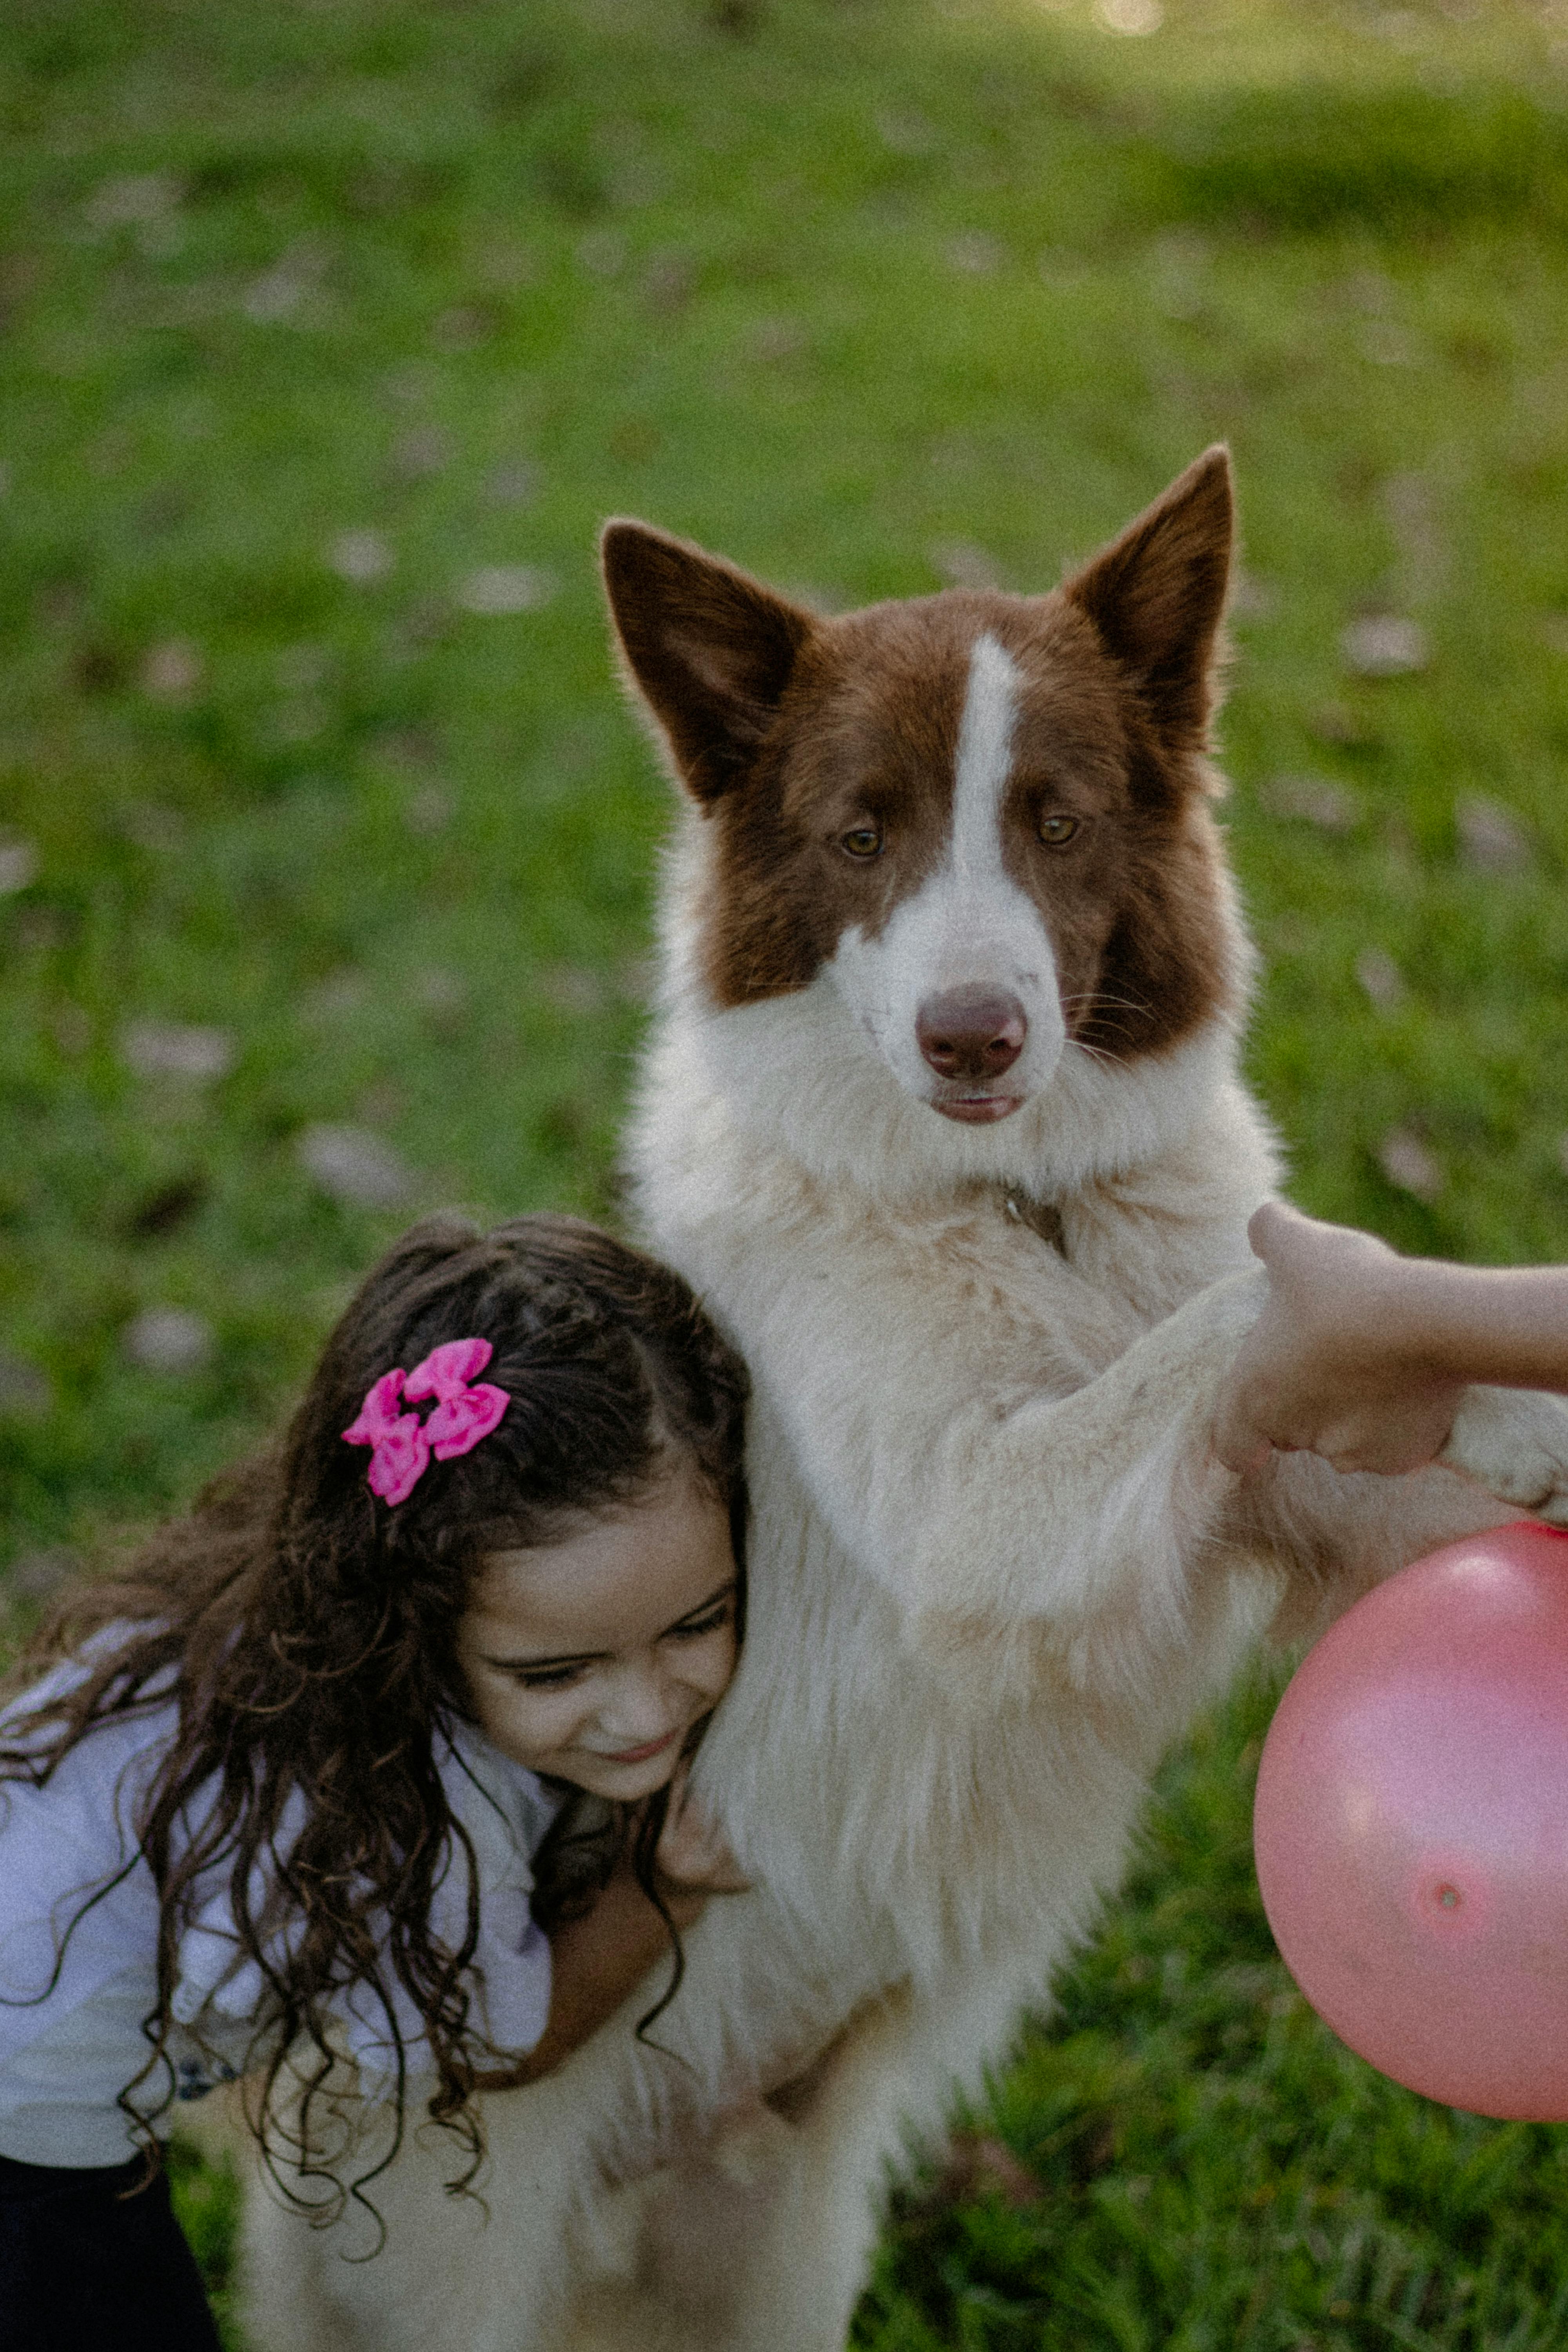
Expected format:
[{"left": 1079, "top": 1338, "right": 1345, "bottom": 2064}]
[{"left": 4, "top": 0, "right": 1568, "bottom": 2341}]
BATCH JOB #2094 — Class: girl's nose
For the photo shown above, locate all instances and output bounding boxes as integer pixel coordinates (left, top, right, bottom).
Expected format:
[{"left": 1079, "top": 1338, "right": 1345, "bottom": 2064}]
[{"left": 599, "top": 1663, "right": 677, "bottom": 1745}]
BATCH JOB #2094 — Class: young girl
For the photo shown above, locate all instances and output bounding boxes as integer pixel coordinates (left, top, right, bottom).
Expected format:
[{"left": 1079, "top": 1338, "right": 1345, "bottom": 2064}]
[{"left": 0, "top": 1212, "right": 751, "bottom": 2352}]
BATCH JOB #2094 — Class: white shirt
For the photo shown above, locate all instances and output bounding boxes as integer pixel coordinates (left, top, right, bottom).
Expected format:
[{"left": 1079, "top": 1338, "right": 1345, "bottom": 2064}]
[{"left": 0, "top": 1653, "right": 559, "bottom": 2166}]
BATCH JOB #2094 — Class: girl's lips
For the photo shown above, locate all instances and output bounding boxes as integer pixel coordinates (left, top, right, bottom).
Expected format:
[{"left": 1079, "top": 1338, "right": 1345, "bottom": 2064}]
[{"left": 597, "top": 1728, "right": 680, "bottom": 1767}]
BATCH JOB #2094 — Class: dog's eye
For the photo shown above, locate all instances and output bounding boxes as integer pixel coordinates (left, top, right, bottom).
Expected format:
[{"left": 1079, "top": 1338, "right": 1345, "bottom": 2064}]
[
  {"left": 1037, "top": 813, "right": 1080, "bottom": 847},
  {"left": 840, "top": 825, "right": 884, "bottom": 860}
]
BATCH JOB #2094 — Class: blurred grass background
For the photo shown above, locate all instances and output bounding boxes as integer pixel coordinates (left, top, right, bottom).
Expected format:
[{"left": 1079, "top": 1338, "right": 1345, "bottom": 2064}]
[{"left": 3, "top": 0, "right": 1568, "bottom": 2343}]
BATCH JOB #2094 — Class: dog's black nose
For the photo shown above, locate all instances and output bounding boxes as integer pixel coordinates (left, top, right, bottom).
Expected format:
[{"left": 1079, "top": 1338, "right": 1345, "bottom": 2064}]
[{"left": 916, "top": 988, "right": 1027, "bottom": 1082}]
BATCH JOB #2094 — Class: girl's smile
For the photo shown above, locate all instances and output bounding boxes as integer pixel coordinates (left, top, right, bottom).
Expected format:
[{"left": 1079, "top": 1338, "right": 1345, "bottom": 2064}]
[{"left": 455, "top": 1469, "right": 739, "bottom": 1801}]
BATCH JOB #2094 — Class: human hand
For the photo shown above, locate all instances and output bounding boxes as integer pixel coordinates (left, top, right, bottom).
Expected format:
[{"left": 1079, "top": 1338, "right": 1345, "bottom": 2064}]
[
  {"left": 653, "top": 1758, "right": 750, "bottom": 1917},
  {"left": 1214, "top": 1202, "right": 1468, "bottom": 1477}
]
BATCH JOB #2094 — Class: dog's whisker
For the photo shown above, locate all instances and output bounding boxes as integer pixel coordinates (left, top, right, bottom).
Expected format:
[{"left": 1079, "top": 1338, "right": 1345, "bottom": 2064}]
[{"left": 1060, "top": 991, "right": 1154, "bottom": 1020}]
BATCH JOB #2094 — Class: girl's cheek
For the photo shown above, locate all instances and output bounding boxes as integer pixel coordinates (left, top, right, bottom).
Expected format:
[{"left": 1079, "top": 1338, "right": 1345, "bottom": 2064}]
[
  {"left": 514, "top": 1684, "right": 599, "bottom": 1751},
  {"left": 687, "top": 1629, "right": 739, "bottom": 1697}
]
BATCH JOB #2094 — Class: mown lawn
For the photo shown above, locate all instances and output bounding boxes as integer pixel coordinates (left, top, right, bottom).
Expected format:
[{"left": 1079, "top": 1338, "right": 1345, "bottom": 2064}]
[{"left": 3, "top": 0, "right": 1568, "bottom": 2343}]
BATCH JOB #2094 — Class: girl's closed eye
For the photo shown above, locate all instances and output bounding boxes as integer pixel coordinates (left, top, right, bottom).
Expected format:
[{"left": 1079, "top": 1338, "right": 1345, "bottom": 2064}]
[
  {"left": 512, "top": 1661, "right": 592, "bottom": 1690},
  {"left": 666, "top": 1597, "right": 734, "bottom": 1642}
]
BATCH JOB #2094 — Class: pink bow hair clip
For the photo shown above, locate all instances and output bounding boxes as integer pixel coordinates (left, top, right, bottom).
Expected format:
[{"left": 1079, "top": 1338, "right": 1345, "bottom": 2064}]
[{"left": 342, "top": 1336, "right": 510, "bottom": 1506}]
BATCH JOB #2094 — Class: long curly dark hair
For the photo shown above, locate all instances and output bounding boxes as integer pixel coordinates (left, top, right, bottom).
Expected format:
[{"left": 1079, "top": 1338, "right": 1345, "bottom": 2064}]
[{"left": 0, "top": 1213, "right": 749, "bottom": 2223}]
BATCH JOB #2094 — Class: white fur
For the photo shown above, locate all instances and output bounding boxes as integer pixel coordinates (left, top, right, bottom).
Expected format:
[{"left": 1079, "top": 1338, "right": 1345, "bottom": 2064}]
[
  {"left": 243, "top": 731, "right": 1568, "bottom": 2352},
  {"left": 831, "top": 634, "right": 1067, "bottom": 1105}
]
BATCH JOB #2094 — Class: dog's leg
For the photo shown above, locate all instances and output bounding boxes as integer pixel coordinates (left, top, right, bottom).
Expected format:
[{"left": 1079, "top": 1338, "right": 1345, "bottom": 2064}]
[
  {"left": 738, "top": 1258, "right": 1274, "bottom": 1700},
  {"left": 1221, "top": 1385, "right": 1568, "bottom": 1651},
  {"left": 573, "top": 2000, "right": 918, "bottom": 2352},
  {"left": 242, "top": 2185, "right": 379, "bottom": 2352},
  {"left": 1439, "top": 1385, "right": 1568, "bottom": 1524},
  {"left": 713, "top": 1960, "right": 1055, "bottom": 2352},
  {"left": 238, "top": 2072, "right": 586, "bottom": 2352}
]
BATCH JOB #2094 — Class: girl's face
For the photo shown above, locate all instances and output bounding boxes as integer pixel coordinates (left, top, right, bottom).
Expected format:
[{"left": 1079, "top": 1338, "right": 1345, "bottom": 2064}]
[{"left": 455, "top": 1468, "right": 739, "bottom": 1801}]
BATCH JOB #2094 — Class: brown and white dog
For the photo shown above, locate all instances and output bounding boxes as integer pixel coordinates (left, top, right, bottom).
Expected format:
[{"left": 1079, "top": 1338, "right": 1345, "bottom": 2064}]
[{"left": 243, "top": 450, "right": 1568, "bottom": 2352}]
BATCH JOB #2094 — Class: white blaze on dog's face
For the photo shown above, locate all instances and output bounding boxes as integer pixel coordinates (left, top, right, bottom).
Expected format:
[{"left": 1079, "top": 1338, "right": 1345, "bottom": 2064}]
[
  {"left": 601, "top": 449, "right": 1239, "bottom": 1127},
  {"left": 828, "top": 633, "right": 1069, "bottom": 1122}
]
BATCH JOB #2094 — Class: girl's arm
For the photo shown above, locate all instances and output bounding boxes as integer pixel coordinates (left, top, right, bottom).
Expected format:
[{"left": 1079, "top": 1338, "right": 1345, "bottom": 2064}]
[
  {"left": 1214, "top": 1202, "right": 1568, "bottom": 1477},
  {"left": 481, "top": 1855, "right": 679, "bottom": 2089},
  {"left": 475, "top": 1772, "right": 745, "bottom": 2090}
]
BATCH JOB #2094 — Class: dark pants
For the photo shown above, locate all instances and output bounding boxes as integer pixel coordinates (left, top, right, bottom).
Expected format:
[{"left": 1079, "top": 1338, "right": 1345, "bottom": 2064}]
[{"left": 0, "top": 2151, "right": 222, "bottom": 2352}]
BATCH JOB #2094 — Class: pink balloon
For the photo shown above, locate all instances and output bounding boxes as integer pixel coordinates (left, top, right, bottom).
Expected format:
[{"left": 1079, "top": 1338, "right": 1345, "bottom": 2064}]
[{"left": 1254, "top": 1521, "right": 1568, "bottom": 2120}]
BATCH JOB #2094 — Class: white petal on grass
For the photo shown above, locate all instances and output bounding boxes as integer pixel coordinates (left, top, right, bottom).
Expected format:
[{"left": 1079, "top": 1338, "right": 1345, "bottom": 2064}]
[
  {"left": 411, "top": 966, "right": 468, "bottom": 1020},
  {"left": 1355, "top": 949, "right": 1405, "bottom": 1010},
  {"left": 1361, "top": 321, "right": 1422, "bottom": 367},
  {"left": 1095, "top": 0, "right": 1163, "bottom": 31},
  {"left": 1261, "top": 774, "right": 1360, "bottom": 833},
  {"left": 245, "top": 267, "right": 309, "bottom": 324},
  {"left": 125, "top": 1308, "right": 215, "bottom": 1375},
  {"left": 538, "top": 964, "right": 607, "bottom": 1015},
  {"left": 120, "top": 1021, "right": 235, "bottom": 1083},
  {"left": 1455, "top": 794, "right": 1531, "bottom": 875},
  {"left": 404, "top": 783, "right": 456, "bottom": 836},
  {"left": 0, "top": 1350, "right": 52, "bottom": 1419},
  {"left": 305, "top": 970, "right": 371, "bottom": 1022},
  {"left": 120, "top": 804, "right": 187, "bottom": 852},
  {"left": 875, "top": 107, "right": 937, "bottom": 156},
  {"left": 576, "top": 230, "right": 627, "bottom": 278},
  {"left": 430, "top": 305, "right": 490, "bottom": 352},
  {"left": 483, "top": 459, "right": 539, "bottom": 511},
  {"left": 751, "top": 316, "right": 805, "bottom": 363},
  {"left": 0, "top": 837, "right": 38, "bottom": 895},
  {"left": 1229, "top": 568, "right": 1276, "bottom": 622},
  {"left": 10, "top": 1548, "right": 79, "bottom": 1600},
  {"left": 928, "top": 539, "right": 1003, "bottom": 591},
  {"left": 945, "top": 232, "right": 1004, "bottom": 276},
  {"left": 1341, "top": 615, "right": 1429, "bottom": 677},
  {"left": 1377, "top": 1129, "right": 1443, "bottom": 1201},
  {"left": 276, "top": 644, "right": 330, "bottom": 690},
  {"left": 327, "top": 530, "right": 394, "bottom": 585},
  {"left": 140, "top": 639, "right": 204, "bottom": 700},
  {"left": 390, "top": 425, "right": 451, "bottom": 481},
  {"left": 244, "top": 239, "right": 329, "bottom": 327},
  {"left": 298, "top": 1123, "right": 414, "bottom": 1209},
  {"left": 455, "top": 565, "right": 557, "bottom": 616},
  {"left": 84, "top": 173, "right": 183, "bottom": 228}
]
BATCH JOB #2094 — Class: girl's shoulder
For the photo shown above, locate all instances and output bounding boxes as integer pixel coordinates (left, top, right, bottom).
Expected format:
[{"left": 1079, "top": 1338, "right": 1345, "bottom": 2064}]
[
  {"left": 437, "top": 1714, "right": 562, "bottom": 1869},
  {"left": 0, "top": 1625, "right": 180, "bottom": 1853},
  {"left": 1, "top": 1617, "right": 174, "bottom": 1722}
]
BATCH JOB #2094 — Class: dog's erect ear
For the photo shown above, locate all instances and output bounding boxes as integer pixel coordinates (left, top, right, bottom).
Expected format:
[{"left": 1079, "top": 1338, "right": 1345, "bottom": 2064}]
[
  {"left": 1060, "top": 446, "right": 1234, "bottom": 745},
  {"left": 601, "top": 521, "right": 815, "bottom": 803}
]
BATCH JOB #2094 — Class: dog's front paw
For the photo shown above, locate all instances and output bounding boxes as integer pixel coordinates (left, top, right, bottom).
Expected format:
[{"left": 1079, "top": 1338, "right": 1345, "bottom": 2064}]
[{"left": 1440, "top": 1386, "right": 1568, "bottom": 1526}]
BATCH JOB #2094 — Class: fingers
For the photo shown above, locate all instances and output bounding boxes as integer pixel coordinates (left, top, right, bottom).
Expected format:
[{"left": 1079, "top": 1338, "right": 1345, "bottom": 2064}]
[
  {"left": 1214, "top": 1346, "right": 1285, "bottom": 1477},
  {"left": 1245, "top": 1198, "right": 1309, "bottom": 1264},
  {"left": 654, "top": 1782, "right": 751, "bottom": 1893},
  {"left": 1213, "top": 1410, "right": 1274, "bottom": 1477}
]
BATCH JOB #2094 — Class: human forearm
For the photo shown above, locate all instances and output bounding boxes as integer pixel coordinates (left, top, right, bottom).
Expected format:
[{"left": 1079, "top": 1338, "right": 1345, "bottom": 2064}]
[
  {"left": 472, "top": 1782, "right": 739, "bottom": 2092},
  {"left": 474, "top": 1860, "right": 679, "bottom": 2090},
  {"left": 1365, "top": 1260, "right": 1568, "bottom": 1392}
]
